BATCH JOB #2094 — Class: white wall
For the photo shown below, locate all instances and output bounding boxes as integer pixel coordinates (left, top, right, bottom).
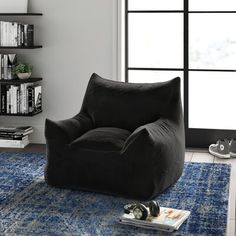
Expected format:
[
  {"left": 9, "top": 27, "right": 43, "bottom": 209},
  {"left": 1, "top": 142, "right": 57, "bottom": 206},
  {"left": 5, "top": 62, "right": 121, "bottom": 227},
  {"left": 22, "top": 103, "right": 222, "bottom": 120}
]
[{"left": 0, "top": 0, "right": 117, "bottom": 143}]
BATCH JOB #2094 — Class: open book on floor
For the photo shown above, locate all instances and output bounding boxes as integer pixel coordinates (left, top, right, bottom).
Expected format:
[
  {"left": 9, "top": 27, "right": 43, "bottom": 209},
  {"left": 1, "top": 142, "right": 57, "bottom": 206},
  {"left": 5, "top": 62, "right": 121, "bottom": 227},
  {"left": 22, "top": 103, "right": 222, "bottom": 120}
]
[{"left": 119, "top": 207, "right": 190, "bottom": 232}]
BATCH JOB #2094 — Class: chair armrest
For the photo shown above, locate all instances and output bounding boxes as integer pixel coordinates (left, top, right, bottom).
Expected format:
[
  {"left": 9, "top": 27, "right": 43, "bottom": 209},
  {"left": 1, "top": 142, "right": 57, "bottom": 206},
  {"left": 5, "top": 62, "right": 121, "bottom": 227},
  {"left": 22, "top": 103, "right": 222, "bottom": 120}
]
[
  {"left": 122, "top": 118, "right": 185, "bottom": 158},
  {"left": 45, "top": 113, "right": 93, "bottom": 143},
  {"left": 121, "top": 118, "right": 185, "bottom": 199}
]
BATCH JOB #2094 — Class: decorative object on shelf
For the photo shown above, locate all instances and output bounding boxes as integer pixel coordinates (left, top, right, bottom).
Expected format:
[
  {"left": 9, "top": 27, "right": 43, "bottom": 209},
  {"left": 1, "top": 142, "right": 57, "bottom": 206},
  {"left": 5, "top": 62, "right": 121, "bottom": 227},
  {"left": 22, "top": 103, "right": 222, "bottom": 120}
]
[
  {"left": 17, "top": 73, "right": 31, "bottom": 80},
  {"left": 0, "top": 0, "right": 28, "bottom": 13},
  {"left": 14, "top": 63, "right": 32, "bottom": 79}
]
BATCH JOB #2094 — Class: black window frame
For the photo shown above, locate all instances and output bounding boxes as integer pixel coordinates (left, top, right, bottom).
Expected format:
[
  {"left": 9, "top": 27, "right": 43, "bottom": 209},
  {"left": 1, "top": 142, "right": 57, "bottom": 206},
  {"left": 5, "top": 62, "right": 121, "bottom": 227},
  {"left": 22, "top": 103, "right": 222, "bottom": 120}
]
[{"left": 125, "top": 0, "right": 236, "bottom": 148}]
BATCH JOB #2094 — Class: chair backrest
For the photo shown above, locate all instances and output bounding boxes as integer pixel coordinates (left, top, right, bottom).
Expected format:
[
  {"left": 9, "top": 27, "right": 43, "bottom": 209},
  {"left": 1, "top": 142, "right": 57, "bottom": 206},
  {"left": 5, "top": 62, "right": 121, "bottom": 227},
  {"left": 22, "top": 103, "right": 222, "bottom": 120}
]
[{"left": 81, "top": 73, "right": 182, "bottom": 131}]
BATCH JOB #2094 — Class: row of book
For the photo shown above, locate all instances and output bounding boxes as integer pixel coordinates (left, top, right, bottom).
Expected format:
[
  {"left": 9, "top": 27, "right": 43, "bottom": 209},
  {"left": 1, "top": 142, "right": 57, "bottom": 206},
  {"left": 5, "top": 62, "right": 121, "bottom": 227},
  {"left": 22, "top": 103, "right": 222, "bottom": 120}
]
[
  {"left": 0, "top": 83, "right": 42, "bottom": 115},
  {"left": 0, "top": 126, "right": 33, "bottom": 148},
  {"left": 0, "top": 21, "right": 34, "bottom": 47},
  {"left": 0, "top": 54, "right": 17, "bottom": 80}
]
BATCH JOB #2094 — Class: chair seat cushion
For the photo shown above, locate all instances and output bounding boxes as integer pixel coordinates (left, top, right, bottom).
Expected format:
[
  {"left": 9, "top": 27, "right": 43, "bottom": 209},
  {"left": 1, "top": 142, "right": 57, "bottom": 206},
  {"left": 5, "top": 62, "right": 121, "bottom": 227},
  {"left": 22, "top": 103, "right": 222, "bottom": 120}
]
[{"left": 71, "top": 127, "right": 131, "bottom": 151}]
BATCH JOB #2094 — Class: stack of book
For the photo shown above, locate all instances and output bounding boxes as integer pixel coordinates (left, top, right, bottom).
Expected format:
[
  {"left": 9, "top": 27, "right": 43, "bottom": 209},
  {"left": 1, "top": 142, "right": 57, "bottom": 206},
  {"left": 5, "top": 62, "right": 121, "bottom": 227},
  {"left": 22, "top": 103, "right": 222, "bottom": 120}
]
[
  {"left": 0, "top": 126, "right": 33, "bottom": 148},
  {"left": 0, "top": 83, "right": 42, "bottom": 115},
  {"left": 0, "top": 53, "right": 17, "bottom": 80},
  {"left": 0, "top": 21, "right": 34, "bottom": 47},
  {"left": 119, "top": 206, "right": 190, "bottom": 232}
]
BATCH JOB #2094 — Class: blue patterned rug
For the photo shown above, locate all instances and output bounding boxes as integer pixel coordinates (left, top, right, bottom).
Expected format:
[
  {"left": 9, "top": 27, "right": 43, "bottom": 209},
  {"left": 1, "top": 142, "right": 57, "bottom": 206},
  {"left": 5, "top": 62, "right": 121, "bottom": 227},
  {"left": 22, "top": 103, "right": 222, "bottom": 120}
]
[{"left": 0, "top": 153, "right": 231, "bottom": 236}]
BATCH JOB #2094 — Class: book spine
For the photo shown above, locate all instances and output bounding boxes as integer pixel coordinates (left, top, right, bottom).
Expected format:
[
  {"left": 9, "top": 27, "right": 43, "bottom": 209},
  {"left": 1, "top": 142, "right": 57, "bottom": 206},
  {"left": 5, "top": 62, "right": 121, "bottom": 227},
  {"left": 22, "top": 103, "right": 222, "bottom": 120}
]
[
  {"left": 3, "top": 54, "right": 8, "bottom": 80},
  {"left": 7, "top": 55, "right": 12, "bottom": 80},
  {"left": 13, "top": 86, "right": 17, "bottom": 114},
  {"left": 7, "top": 22, "right": 10, "bottom": 46},
  {"left": 3, "top": 22, "right": 7, "bottom": 46},
  {"left": 1, "top": 22, "right": 4, "bottom": 46},
  {"left": 28, "top": 86, "right": 33, "bottom": 113},
  {"left": 1, "top": 85, "right": 6, "bottom": 114},
  {"left": 20, "top": 84, "right": 23, "bottom": 114},
  {"left": 9, "top": 22, "right": 13, "bottom": 46},
  {"left": 3, "top": 22, "right": 5, "bottom": 46},
  {"left": 17, "top": 23, "right": 21, "bottom": 46},
  {"left": 0, "top": 138, "right": 29, "bottom": 148},
  {"left": 11, "top": 86, "right": 14, "bottom": 114},
  {"left": 21, "top": 24, "right": 24, "bottom": 46},
  {"left": 10, "top": 86, "right": 13, "bottom": 114},
  {"left": 0, "top": 21, "right": 3, "bottom": 46},
  {"left": 26, "top": 24, "right": 34, "bottom": 47},
  {"left": 1, "top": 22, "right": 3, "bottom": 46},
  {"left": 6, "top": 89, "right": 9, "bottom": 114},
  {"left": 16, "top": 86, "right": 19, "bottom": 114},
  {"left": 7, "top": 54, "right": 17, "bottom": 80},
  {"left": 23, "top": 24, "right": 28, "bottom": 46},
  {"left": 23, "top": 84, "right": 26, "bottom": 113},
  {"left": 34, "top": 85, "right": 42, "bottom": 112},
  {"left": 0, "top": 85, "right": 1, "bottom": 114},
  {"left": 0, "top": 54, "right": 1, "bottom": 80},
  {"left": 0, "top": 134, "right": 28, "bottom": 140},
  {"left": 1, "top": 55, "right": 3, "bottom": 79},
  {"left": 13, "top": 22, "right": 18, "bottom": 47},
  {"left": 0, "top": 135, "right": 28, "bottom": 142}
]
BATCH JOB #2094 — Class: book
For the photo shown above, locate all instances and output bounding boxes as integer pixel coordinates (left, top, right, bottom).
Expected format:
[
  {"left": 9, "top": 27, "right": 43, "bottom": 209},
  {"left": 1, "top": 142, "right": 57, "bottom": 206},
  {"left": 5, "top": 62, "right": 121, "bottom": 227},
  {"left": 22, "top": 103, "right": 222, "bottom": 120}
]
[
  {"left": 24, "top": 24, "right": 34, "bottom": 46},
  {"left": 3, "top": 54, "right": 8, "bottom": 79},
  {"left": 0, "top": 126, "right": 33, "bottom": 136},
  {"left": 0, "top": 54, "right": 2, "bottom": 79},
  {"left": 1, "top": 85, "right": 8, "bottom": 113},
  {"left": 33, "top": 85, "right": 42, "bottom": 112},
  {"left": 27, "top": 86, "right": 34, "bottom": 113},
  {"left": 0, "top": 82, "right": 41, "bottom": 115},
  {"left": 0, "top": 21, "right": 34, "bottom": 47},
  {"left": 119, "top": 207, "right": 190, "bottom": 232},
  {"left": 0, "top": 54, "right": 17, "bottom": 80},
  {"left": 0, "top": 135, "right": 29, "bottom": 148},
  {"left": 8, "top": 54, "right": 17, "bottom": 80},
  {"left": 0, "top": 133, "right": 29, "bottom": 140}
]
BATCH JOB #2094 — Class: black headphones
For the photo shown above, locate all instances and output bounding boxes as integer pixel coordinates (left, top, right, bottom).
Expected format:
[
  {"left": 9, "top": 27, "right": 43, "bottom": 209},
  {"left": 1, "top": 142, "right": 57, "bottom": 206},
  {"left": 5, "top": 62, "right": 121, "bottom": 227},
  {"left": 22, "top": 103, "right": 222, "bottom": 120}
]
[{"left": 124, "top": 200, "right": 160, "bottom": 220}]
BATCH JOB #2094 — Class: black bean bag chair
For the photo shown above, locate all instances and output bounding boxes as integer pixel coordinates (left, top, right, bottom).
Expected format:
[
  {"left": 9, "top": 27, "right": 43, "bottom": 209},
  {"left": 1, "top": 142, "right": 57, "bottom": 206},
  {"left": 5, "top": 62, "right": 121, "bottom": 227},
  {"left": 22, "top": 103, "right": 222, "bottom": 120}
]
[{"left": 45, "top": 73, "right": 185, "bottom": 200}]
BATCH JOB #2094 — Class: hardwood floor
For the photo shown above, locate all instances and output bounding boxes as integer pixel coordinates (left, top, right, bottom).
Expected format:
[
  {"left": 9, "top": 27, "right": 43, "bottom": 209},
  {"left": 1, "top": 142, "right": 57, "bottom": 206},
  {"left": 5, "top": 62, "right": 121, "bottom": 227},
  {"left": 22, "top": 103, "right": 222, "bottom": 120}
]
[
  {"left": 0, "top": 145, "right": 235, "bottom": 235},
  {"left": 185, "top": 150, "right": 236, "bottom": 236}
]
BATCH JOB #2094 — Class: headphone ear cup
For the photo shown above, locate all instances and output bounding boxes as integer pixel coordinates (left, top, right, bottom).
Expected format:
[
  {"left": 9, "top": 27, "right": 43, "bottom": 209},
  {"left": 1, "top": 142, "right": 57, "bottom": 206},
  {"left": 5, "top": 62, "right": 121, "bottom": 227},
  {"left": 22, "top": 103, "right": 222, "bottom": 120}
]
[
  {"left": 124, "top": 204, "right": 136, "bottom": 214},
  {"left": 133, "top": 203, "right": 148, "bottom": 220},
  {"left": 148, "top": 201, "right": 160, "bottom": 217}
]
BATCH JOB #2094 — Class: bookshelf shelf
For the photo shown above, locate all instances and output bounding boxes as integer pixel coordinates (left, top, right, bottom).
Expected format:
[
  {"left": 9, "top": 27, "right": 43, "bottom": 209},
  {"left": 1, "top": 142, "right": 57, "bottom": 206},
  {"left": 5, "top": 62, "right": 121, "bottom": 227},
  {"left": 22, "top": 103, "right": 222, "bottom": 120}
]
[
  {"left": 0, "top": 78, "right": 42, "bottom": 84},
  {"left": 0, "top": 110, "right": 42, "bottom": 117},
  {"left": 0, "top": 13, "right": 43, "bottom": 16},
  {"left": 0, "top": 46, "right": 42, "bottom": 49}
]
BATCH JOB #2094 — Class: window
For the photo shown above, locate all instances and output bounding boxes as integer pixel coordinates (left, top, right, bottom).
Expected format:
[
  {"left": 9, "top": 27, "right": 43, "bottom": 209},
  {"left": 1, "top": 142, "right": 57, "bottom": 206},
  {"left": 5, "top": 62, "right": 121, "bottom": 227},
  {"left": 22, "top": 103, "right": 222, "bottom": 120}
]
[{"left": 123, "top": 0, "right": 236, "bottom": 147}]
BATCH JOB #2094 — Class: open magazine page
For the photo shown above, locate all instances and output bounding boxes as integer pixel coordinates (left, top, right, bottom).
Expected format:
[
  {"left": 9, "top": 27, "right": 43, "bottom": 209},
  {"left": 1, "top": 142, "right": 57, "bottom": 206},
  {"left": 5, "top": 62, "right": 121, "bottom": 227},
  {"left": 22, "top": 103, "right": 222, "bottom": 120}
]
[{"left": 119, "top": 207, "right": 190, "bottom": 232}]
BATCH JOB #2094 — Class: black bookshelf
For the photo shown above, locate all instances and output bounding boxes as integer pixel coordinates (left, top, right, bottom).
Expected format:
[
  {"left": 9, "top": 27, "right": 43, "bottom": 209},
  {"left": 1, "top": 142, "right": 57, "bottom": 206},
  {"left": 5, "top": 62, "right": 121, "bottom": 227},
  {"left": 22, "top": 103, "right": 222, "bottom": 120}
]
[
  {"left": 0, "top": 110, "right": 42, "bottom": 117},
  {"left": 0, "top": 12, "right": 43, "bottom": 118},
  {"left": 0, "top": 13, "right": 43, "bottom": 16},
  {"left": 0, "top": 78, "right": 42, "bottom": 85},
  {"left": 0, "top": 46, "right": 42, "bottom": 49}
]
